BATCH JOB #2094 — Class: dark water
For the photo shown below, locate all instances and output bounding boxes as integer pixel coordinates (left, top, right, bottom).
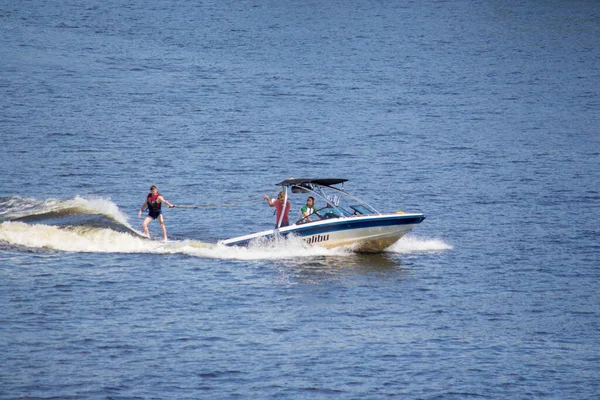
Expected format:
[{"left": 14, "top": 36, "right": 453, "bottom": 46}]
[{"left": 1, "top": 0, "right": 599, "bottom": 398}]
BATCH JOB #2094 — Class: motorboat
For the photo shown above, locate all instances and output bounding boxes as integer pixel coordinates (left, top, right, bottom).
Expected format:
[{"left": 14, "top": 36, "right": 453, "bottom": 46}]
[{"left": 220, "top": 178, "right": 425, "bottom": 252}]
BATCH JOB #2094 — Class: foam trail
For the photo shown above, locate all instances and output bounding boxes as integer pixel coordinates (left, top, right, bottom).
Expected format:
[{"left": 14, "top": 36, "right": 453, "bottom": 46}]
[
  {"left": 0, "top": 222, "right": 352, "bottom": 260},
  {"left": 66, "top": 196, "right": 131, "bottom": 226},
  {"left": 15, "top": 196, "right": 129, "bottom": 223},
  {"left": 0, "top": 221, "right": 157, "bottom": 253},
  {"left": 386, "top": 235, "right": 453, "bottom": 254},
  {"left": 1, "top": 195, "right": 142, "bottom": 236}
]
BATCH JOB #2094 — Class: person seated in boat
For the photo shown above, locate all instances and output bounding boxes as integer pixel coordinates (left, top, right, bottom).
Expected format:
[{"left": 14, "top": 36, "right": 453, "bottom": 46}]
[
  {"left": 300, "top": 196, "right": 317, "bottom": 222},
  {"left": 264, "top": 191, "right": 290, "bottom": 228}
]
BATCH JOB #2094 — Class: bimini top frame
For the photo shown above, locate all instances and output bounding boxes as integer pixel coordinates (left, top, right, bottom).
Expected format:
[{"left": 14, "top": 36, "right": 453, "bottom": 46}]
[{"left": 274, "top": 178, "right": 381, "bottom": 227}]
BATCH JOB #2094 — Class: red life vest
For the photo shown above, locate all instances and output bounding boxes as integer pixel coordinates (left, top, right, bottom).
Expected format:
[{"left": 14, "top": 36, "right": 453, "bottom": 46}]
[{"left": 147, "top": 192, "right": 161, "bottom": 213}]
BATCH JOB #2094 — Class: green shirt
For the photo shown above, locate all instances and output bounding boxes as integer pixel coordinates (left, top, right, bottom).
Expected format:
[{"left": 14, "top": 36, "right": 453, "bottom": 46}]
[{"left": 301, "top": 205, "right": 315, "bottom": 215}]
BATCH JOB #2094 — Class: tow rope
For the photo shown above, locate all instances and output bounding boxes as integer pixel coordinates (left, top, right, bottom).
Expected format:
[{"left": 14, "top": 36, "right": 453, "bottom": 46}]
[
  {"left": 173, "top": 197, "right": 263, "bottom": 209},
  {"left": 172, "top": 190, "right": 279, "bottom": 210}
]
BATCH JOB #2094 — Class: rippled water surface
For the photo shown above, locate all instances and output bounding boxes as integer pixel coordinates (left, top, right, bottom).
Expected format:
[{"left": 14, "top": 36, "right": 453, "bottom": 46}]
[{"left": 1, "top": 0, "right": 599, "bottom": 398}]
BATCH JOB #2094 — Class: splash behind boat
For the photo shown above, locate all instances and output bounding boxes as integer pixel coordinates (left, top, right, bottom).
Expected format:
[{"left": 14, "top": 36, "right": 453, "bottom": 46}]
[{"left": 220, "top": 178, "right": 425, "bottom": 253}]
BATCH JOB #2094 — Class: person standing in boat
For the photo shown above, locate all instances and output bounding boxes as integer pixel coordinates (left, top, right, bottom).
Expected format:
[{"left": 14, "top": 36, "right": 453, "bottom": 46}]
[
  {"left": 139, "top": 185, "right": 175, "bottom": 241},
  {"left": 264, "top": 191, "right": 290, "bottom": 228}
]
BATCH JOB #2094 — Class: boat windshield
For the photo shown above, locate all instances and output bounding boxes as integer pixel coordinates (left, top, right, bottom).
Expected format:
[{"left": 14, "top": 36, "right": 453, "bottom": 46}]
[
  {"left": 296, "top": 206, "right": 351, "bottom": 225},
  {"left": 349, "top": 204, "right": 377, "bottom": 215}
]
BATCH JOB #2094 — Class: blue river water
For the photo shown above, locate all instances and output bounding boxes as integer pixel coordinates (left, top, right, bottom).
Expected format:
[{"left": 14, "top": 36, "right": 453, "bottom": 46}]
[{"left": 1, "top": 0, "right": 599, "bottom": 398}]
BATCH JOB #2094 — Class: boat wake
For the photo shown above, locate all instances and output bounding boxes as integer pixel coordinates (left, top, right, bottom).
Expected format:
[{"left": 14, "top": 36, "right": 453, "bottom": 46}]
[
  {"left": 0, "top": 195, "right": 140, "bottom": 235},
  {"left": 386, "top": 236, "right": 453, "bottom": 253},
  {"left": 0, "top": 196, "right": 451, "bottom": 259}
]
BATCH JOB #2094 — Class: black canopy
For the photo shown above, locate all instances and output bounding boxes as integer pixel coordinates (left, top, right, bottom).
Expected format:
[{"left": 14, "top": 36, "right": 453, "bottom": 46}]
[{"left": 277, "top": 178, "right": 348, "bottom": 187}]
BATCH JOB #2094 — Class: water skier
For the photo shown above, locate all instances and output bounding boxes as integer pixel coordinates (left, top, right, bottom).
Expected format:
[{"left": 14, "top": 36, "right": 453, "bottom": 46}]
[{"left": 139, "top": 185, "right": 175, "bottom": 241}]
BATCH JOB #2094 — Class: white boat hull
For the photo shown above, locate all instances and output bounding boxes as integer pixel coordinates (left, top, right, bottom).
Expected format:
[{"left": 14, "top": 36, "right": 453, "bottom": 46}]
[{"left": 220, "top": 213, "right": 425, "bottom": 253}]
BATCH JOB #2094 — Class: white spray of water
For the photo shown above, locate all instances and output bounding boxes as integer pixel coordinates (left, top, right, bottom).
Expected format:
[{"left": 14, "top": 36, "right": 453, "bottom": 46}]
[
  {"left": 0, "top": 222, "right": 355, "bottom": 260},
  {"left": 0, "top": 222, "right": 154, "bottom": 253},
  {"left": 66, "top": 196, "right": 132, "bottom": 226},
  {"left": 4, "top": 195, "right": 135, "bottom": 229},
  {"left": 386, "top": 235, "right": 453, "bottom": 253}
]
